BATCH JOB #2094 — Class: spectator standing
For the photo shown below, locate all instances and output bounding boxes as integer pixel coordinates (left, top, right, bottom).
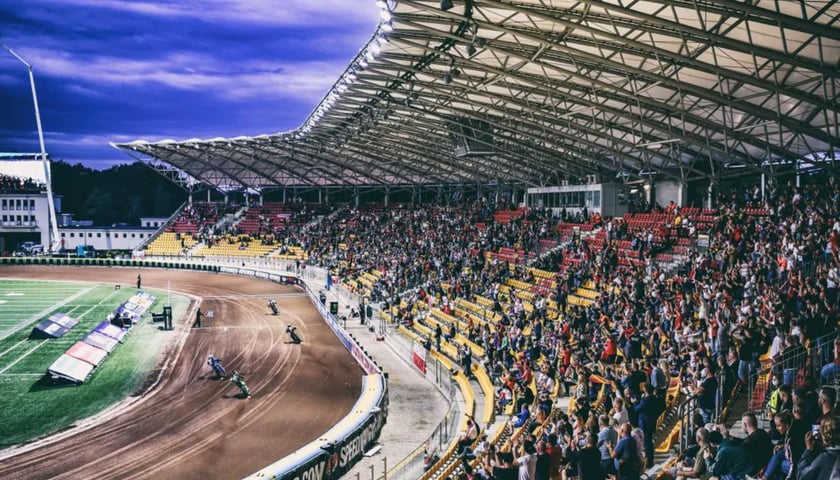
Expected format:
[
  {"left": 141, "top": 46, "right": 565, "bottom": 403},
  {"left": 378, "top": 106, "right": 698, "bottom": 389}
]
[
  {"left": 694, "top": 367, "right": 718, "bottom": 424},
  {"left": 609, "top": 423, "right": 642, "bottom": 480},
  {"left": 515, "top": 439, "right": 538, "bottom": 480},
  {"left": 596, "top": 415, "right": 617, "bottom": 476}
]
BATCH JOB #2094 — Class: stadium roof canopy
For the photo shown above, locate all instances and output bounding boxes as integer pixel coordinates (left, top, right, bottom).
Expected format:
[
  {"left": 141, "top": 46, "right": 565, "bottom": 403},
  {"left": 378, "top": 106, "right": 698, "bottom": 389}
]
[{"left": 115, "top": 0, "right": 840, "bottom": 190}]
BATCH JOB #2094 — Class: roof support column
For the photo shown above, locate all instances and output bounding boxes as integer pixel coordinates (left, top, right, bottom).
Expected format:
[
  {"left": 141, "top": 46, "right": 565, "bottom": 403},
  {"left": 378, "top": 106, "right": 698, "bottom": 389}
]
[
  {"left": 207, "top": 189, "right": 211, "bottom": 203},
  {"left": 282, "top": 188, "right": 286, "bottom": 204},
  {"left": 354, "top": 187, "right": 360, "bottom": 208},
  {"left": 318, "top": 188, "right": 323, "bottom": 204},
  {"left": 761, "top": 173, "right": 766, "bottom": 202},
  {"left": 224, "top": 193, "right": 229, "bottom": 205},
  {"left": 384, "top": 185, "right": 390, "bottom": 207},
  {"left": 706, "top": 180, "right": 715, "bottom": 210},
  {"left": 259, "top": 194, "right": 263, "bottom": 206},
  {"left": 188, "top": 193, "right": 193, "bottom": 205}
]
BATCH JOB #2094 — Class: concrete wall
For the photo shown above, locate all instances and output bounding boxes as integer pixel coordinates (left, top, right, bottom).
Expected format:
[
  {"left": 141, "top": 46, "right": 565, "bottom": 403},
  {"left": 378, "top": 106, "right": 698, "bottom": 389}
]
[
  {"left": 654, "top": 180, "right": 687, "bottom": 207},
  {"left": 600, "top": 183, "right": 628, "bottom": 217}
]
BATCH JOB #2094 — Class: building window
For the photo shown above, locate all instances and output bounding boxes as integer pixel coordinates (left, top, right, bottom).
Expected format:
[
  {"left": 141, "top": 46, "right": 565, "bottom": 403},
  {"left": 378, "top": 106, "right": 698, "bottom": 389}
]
[
  {"left": 1, "top": 200, "right": 6, "bottom": 210},
  {"left": 70, "top": 233, "right": 75, "bottom": 238},
  {"left": 131, "top": 233, "right": 135, "bottom": 238},
  {"left": 97, "top": 233, "right": 101, "bottom": 238},
  {"left": 29, "top": 199, "right": 35, "bottom": 210},
  {"left": 61, "top": 232, "right": 65, "bottom": 238},
  {"left": 88, "top": 233, "right": 93, "bottom": 237}
]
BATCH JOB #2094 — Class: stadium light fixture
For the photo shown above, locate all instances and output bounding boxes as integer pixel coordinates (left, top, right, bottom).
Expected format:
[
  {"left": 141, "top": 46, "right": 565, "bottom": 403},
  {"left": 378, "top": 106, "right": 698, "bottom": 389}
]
[
  {"left": 380, "top": 10, "right": 391, "bottom": 21},
  {"left": 376, "top": 0, "right": 388, "bottom": 8},
  {"left": 441, "top": 0, "right": 454, "bottom": 11},
  {"left": 382, "top": 21, "right": 394, "bottom": 32},
  {"left": 0, "top": 40, "right": 60, "bottom": 254}
]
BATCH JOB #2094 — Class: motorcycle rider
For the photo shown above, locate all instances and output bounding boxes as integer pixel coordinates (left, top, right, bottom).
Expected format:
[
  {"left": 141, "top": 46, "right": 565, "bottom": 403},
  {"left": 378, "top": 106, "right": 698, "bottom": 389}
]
[
  {"left": 268, "top": 299, "right": 279, "bottom": 315},
  {"left": 286, "top": 324, "right": 302, "bottom": 344},
  {"left": 207, "top": 355, "right": 226, "bottom": 378},
  {"left": 230, "top": 370, "right": 251, "bottom": 398}
]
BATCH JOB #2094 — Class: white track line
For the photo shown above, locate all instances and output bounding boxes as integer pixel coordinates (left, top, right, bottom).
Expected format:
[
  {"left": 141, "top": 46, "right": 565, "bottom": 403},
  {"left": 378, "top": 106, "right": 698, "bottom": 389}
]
[
  {"left": 0, "top": 340, "right": 48, "bottom": 375},
  {"left": 0, "top": 287, "right": 124, "bottom": 376},
  {"left": 0, "top": 284, "right": 100, "bottom": 342},
  {"left": 0, "top": 339, "right": 30, "bottom": 359}
]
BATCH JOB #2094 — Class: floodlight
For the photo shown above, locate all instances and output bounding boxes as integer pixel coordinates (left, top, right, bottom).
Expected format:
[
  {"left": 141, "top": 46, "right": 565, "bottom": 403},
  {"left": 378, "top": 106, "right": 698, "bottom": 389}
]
[
  {"left": 467, "top": 43, "right": 476, "bottom": 56},
  {"left": 441, "top": 0, "right": 454, "bottom": 10},
  {"left": 443, "top": 73, "right": 452, "bottom": 84}
]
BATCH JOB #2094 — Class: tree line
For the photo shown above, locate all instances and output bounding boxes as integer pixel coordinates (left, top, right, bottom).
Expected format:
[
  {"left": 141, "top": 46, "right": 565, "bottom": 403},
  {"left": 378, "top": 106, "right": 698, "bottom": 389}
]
[{"left": 52, "top": 161, "right": 186, "bottom": 226}]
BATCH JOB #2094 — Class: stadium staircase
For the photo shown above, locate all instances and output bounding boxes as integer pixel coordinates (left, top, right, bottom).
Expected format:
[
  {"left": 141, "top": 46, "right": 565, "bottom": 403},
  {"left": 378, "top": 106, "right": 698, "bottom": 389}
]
[{"left": 137, "top": 202, "right": 188, "bottom": 251}]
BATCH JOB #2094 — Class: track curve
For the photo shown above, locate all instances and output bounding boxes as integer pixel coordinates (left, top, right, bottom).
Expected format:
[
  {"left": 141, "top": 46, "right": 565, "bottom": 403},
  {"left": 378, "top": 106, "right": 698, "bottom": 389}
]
[{"left": 0, "top": 266, "right": 363, "bottom": 480}]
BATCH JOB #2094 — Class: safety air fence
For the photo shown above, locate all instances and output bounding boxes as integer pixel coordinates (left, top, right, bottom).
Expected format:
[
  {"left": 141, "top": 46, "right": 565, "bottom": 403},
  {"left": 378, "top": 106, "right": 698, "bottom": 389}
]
[{"left": 0, "top": 256, "right": 388, "bottom": 480}]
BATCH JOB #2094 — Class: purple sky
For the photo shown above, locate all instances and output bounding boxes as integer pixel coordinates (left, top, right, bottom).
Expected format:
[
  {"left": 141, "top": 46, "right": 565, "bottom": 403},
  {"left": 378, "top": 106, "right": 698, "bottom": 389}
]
[{"left": 0, "top": 0, "right": 380, "bottom": 169}]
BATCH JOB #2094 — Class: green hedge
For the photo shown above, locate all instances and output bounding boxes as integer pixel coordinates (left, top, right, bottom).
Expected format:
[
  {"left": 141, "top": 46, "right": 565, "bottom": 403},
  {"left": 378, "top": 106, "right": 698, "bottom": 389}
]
[{"left": 0, "top": 257, "right": 220, "bottom": 273}]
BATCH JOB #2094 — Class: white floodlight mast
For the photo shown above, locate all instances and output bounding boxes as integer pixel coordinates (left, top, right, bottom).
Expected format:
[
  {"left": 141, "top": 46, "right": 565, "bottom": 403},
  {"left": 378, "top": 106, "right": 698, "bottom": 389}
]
[{"left": 1, "top": 41, "right": 61, "bottom": 254}]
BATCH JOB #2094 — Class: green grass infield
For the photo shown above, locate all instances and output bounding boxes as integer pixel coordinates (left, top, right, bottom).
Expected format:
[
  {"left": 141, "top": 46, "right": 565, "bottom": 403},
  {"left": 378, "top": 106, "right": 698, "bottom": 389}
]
[{"left": 0, "top": 280, "right": 190, "bottom": 447}]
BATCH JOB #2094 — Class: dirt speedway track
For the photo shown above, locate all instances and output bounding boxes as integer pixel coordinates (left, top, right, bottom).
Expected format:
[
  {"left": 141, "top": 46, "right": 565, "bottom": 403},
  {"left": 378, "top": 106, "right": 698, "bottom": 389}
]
[{"left": 0, "top": 266, "right": 363, "bottom": 480}]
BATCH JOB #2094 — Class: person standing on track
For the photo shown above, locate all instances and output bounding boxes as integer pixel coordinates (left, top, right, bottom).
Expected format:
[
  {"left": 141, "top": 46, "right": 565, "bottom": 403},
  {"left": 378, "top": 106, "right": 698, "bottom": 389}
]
[
  {"left": 136, "top": 273, "right": 141, "bottom": 289},
  {"left": 194, "top": 307, "right": 203, "bottom": 328}
]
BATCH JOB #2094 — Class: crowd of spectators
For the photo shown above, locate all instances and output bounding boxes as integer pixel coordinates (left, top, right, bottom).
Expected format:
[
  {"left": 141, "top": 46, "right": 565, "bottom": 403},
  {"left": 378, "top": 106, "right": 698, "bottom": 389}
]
[
  {"left": 0, "top": 174, "right": 45, "bottom": 193},
  {"left": 199, "top": 200, "right": 331, "bottom": 252},
  {"left": 299, "top": 178, "right": 840, "bottom": 480}
]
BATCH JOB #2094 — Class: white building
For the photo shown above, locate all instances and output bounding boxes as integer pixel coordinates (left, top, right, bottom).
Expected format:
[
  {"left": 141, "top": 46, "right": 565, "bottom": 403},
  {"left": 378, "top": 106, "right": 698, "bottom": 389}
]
[
  {"left": 0, "top": 190, "right": 158, "bottom": 253},
  {"left": 58, "top": 226, "right": 156, "bottom": 251},
  {"left": 140, "top": 217, "right": 169, "bottom": 229},
  {"left": 0, "top": 191, "right": 59, "bottom": 253}
]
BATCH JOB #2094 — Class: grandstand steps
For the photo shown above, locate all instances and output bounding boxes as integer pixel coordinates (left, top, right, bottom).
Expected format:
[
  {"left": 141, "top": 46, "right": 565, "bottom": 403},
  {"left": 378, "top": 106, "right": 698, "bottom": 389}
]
[
  {"left": 185, "top": 241, "right": 205, "bottom": 258},
  {"left": 722, "top": 389, "right": 752, "bottom": 435},
  {"left": 217, "top": 206, "right": 246, "bottom": 232}
]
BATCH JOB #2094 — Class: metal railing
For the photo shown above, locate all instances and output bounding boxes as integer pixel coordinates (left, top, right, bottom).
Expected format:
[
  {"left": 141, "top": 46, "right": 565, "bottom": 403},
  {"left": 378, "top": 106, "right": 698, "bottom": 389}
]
[
  {"left": 747, "top": 329, "right": 840, "bottom": 423},
  {"left": 136, "top": 201, "right": 188, "bottom": 250},
  {"left": 677, "top": 394, "right": 699, "bottom": 453},
  {"left": 361, "top": 338, "right": 459, "bottom": 480}
]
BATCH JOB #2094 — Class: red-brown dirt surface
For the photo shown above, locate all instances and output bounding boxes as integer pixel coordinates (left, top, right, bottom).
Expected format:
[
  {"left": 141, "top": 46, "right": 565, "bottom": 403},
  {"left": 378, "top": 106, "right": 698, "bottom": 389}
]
[{"left": 0, "top": 266, "right": 363, "bottom": 480}]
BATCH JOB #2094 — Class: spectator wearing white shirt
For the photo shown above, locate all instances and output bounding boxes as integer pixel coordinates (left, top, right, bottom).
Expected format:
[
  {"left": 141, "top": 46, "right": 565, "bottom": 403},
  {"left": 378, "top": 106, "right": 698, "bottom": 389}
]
[{"left": 515, "top": 439, "right": 538, "bottom": 480}]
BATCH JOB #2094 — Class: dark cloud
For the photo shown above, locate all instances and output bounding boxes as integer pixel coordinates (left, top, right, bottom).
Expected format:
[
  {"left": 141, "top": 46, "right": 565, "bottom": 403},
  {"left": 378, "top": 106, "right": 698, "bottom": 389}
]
[{"left": 0, "top": 0, "right": 378, "bottom": 168}]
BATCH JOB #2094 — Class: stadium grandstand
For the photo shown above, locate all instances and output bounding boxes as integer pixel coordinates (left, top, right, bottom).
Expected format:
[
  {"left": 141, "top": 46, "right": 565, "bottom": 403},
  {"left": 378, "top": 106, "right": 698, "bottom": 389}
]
[{"left": 94, "top": 1, "right": 840, "bottom": 480}]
